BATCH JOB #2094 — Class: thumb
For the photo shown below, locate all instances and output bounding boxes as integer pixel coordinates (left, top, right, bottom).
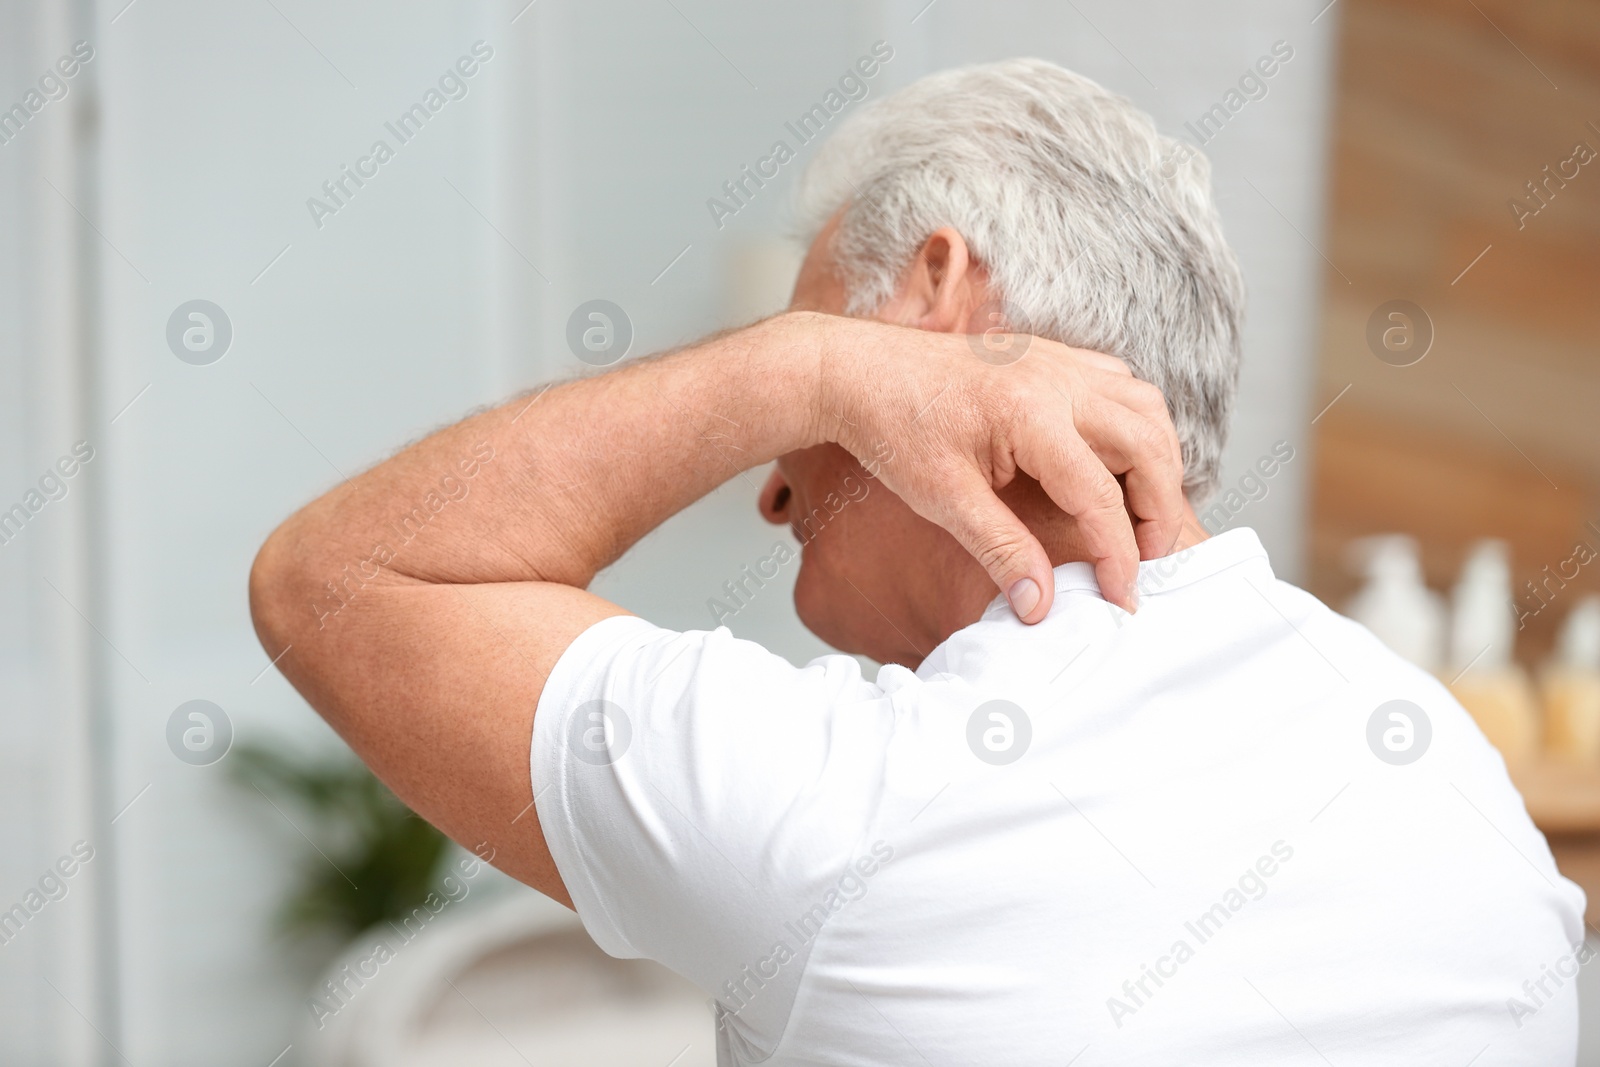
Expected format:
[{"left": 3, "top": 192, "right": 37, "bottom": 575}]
[{"left": 932, "top": 469, "right": 1057, "bottom": 624}]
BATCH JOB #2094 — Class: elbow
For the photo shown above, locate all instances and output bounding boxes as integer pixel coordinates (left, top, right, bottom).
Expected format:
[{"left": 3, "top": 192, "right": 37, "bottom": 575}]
[{"left": 248, "top": 519, "right": 317, "bottom": 657}]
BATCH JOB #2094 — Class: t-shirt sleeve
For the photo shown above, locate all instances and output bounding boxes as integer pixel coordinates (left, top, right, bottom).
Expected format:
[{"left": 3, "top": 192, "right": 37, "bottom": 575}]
[{"left": 531, "top": 614, "right": 894, "bottom": 1047}]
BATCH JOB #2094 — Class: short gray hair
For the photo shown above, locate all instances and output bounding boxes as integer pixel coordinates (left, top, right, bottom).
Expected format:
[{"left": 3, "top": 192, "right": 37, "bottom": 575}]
[{"left": 794, "top": 58, "right": 1245, "bottom": 502}]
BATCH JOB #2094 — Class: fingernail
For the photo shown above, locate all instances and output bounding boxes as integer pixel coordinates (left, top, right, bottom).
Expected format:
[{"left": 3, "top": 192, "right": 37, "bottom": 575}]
[
  {"left": 1127, "top": 579, "right": 1141, "bottom": 614},
  {"left": 1008, "top": 577, "right": 1041, "bottom": 619}
]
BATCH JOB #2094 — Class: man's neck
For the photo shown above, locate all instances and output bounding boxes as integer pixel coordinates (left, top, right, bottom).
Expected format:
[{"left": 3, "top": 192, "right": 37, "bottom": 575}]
[
  {"left": 1032, "top": 501, "right": 1211, "bottom": 570},
  {"left": 919, "top": 499, "right": 1210, "bottom": 663}
]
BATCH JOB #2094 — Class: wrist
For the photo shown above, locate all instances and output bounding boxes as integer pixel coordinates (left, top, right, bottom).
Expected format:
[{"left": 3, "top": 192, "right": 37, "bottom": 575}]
[{"left": 757, "top": 310, "right": 848, "bottom": 453}]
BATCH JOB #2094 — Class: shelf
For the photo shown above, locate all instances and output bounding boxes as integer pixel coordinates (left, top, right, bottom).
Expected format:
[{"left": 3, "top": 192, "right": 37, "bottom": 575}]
[{"left": 1511, "top": 760, "right": 1600, "bottom": 835}]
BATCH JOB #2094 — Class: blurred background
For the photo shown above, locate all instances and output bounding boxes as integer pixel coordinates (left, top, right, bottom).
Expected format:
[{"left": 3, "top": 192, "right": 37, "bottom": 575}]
[{"left": 0, "top": 0, "right": 1595, "bottom": 1063}]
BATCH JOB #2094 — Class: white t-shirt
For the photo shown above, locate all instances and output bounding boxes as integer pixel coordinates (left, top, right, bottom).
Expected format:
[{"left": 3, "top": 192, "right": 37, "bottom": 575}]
[{"left": 533, "top": 528, "right": 1585, "bottom": 1065}]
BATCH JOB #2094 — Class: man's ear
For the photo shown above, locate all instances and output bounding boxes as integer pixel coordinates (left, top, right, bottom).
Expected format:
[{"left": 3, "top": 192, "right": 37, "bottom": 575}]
[{"left": 877, "top": 227, "right": 987, "bottom": 334}]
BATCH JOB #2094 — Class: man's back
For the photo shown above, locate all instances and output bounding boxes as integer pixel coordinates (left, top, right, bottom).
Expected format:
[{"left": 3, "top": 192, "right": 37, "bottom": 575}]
[{"left": 533, "top": 529, "right": 1584, "bottom": 1065}]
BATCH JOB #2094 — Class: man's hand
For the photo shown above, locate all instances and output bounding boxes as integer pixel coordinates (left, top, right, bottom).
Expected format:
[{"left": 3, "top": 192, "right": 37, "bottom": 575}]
[
  {"left": 808, "top": 313, "right": 1183, "bottom": 619},
  {"left": 249, "top": 309, "right": 1186, "bottom": 901}
]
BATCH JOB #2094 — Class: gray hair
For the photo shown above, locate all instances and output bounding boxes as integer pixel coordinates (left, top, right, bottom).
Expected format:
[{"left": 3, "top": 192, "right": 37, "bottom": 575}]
[{"left": 794, "top": 58, "right": 1245, "bottom": 502}]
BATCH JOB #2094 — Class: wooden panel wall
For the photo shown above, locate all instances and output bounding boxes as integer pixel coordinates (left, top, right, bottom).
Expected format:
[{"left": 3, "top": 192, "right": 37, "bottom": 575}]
[{"left": 1309, "top": 0, "right": 1600, "bottom": 665}]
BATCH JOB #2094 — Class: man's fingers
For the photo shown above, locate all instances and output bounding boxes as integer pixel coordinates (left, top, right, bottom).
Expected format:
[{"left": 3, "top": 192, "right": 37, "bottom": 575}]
[
  {"left": 929, "top": 468, "right": 1058, "bottom": 624},
  {"left": 1048, "top": 366, "right": 1184, "bottom": 558},
  {"left": 1072, "top": 392, "right": 1185, "bottom": 561},
  {"left": 1012, "top": 419, "right": 1141, "bottom": 612}
]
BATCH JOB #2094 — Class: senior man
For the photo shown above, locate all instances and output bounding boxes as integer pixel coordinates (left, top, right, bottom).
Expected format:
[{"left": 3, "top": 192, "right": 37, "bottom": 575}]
[{"left": 252, "top": 60, "right": 1583, "bottom": 1063}]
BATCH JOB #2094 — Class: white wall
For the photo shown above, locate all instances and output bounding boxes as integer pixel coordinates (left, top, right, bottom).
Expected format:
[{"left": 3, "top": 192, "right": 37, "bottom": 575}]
[
  {"left": 0, "top": 0, "right": 1335, "bottom": 1062},
  {"left": 91, "top": 2, "right": 506, "bottom": 1062},
  {"left": 0, "top": 2, "right": 107, "bottom": 1064}
]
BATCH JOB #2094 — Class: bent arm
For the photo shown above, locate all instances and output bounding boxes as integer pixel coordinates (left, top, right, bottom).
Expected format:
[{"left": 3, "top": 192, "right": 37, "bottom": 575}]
[
  {"left": 264, "top": 317, "right": 825, "bottom": 596},
  {"left": 249, "top": 315, "right": 828, "bottom": 902},
  {"left": 249, "top": 310, "right": 1182, "bottom": 903}
]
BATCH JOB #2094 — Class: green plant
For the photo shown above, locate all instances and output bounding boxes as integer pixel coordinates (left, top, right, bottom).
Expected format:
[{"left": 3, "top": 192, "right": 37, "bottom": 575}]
[{"left": 230, "top": 742, "right": 449, "bottom": 942}]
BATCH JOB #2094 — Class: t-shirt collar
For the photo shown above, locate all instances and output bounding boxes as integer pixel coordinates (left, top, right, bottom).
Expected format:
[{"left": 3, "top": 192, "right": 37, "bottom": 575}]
[
  {"left": 898, "top": 528, "right": 1274, "bottom": 686},
  {"left": 976, "top": 526, "right": 1273, "bottom": 622}
]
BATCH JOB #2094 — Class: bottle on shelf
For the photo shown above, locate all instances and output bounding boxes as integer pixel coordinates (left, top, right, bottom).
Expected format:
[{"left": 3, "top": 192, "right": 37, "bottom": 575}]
[
  {"left": 1543, "top": 596, "right": 1600, "bottom": 766},
  {"left": 1447, "top": 539, "right": 1540, "bottom": 764},
  {"left": 1344, "top": 534, "right": 1446, "bottom": 675}
]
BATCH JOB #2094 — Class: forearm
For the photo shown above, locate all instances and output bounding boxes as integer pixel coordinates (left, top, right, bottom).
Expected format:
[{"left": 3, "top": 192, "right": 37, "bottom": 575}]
[
  {"left": 252, "top": 304, "right": 1181, "bottom": 668},
  {"left": 253, "top": 312, "right": 828, "bottom": 627}
]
